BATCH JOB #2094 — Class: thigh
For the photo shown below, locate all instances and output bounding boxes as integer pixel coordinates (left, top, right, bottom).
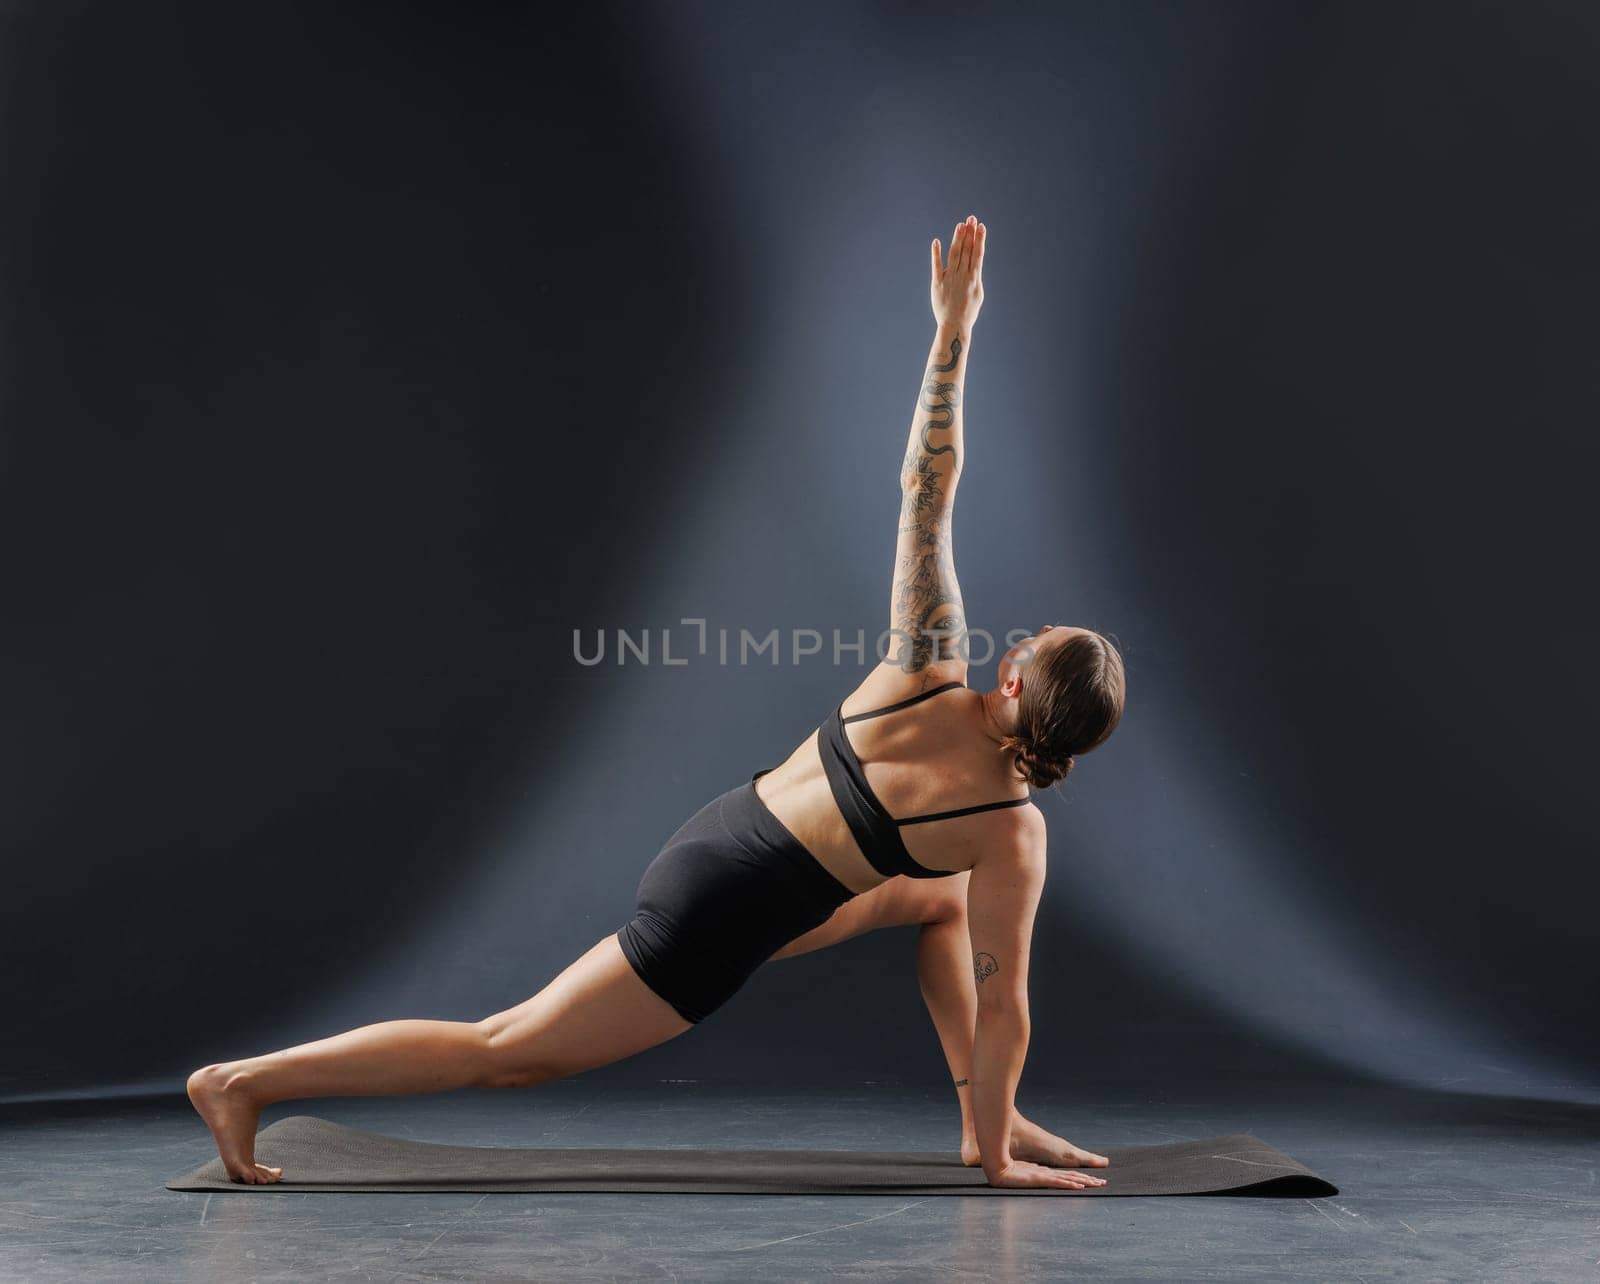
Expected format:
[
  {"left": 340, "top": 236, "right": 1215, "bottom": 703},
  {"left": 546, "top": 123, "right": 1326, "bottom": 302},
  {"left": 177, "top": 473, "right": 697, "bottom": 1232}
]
[
  {"left": 480, "top": 934, "right": 694, "bottom": 1079},
  {"left": 768, "top": 873, "right": 968, "bottom": 961}
]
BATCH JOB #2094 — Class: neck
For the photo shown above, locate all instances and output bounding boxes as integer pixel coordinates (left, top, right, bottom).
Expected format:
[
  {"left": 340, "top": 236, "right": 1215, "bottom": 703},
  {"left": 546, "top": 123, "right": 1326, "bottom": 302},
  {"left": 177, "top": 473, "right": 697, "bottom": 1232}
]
[{"left": 977, "top": 687, "right": 1013, "bottom": 745}]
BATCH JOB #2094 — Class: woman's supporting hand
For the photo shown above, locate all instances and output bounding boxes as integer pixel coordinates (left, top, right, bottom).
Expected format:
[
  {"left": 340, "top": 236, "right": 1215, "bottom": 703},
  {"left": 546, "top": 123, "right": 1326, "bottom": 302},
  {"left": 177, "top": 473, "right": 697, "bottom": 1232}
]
[
  {"left": 985, "top": 1159, "right": 1108, "bottom": 1191},
  {"left": 931, "top": 215, "right": 986, "bottom": 332}
]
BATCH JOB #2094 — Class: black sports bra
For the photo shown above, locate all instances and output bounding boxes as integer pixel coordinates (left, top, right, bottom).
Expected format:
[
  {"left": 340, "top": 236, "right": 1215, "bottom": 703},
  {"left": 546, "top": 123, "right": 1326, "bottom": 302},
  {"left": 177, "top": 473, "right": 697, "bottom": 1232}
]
[{"left": 814, "top": 680, "right": 1032, "bottom": 880}]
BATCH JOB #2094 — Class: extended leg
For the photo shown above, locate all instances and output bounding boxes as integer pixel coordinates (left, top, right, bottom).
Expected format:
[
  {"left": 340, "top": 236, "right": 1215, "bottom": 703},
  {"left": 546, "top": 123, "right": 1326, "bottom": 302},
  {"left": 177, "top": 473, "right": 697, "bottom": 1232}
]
[{"left": 187, "top": 934, "right": 691, "bottom": 1183}]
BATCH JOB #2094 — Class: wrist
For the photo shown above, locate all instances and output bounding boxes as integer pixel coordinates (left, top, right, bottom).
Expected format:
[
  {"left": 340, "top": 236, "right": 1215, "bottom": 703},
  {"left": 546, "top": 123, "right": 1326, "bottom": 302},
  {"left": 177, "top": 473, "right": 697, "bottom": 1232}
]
[{"left": 934, "top": 317, "right": 975, "bottom": 339}]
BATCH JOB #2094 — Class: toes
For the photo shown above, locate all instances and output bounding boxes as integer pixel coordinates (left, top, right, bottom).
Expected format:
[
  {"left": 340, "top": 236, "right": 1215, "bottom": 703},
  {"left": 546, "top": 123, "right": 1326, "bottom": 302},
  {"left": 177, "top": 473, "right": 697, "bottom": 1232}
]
[{"left": 255, "top": 1164, "right": 282, "bottom": 1183}]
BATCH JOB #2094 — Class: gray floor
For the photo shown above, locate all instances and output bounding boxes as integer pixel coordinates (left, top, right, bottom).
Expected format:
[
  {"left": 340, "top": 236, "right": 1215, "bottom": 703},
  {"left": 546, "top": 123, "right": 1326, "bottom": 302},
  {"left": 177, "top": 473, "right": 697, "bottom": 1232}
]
[{"left": 2, "top": 1075, "right": 1596, "bottom": 1282}]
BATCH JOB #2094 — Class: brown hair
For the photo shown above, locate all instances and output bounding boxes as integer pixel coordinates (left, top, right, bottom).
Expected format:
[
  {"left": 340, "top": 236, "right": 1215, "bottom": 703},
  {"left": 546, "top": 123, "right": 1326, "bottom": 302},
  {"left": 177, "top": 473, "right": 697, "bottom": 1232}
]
[{"left": 999, "top": 630, "right": 1126, "bottom": 789}]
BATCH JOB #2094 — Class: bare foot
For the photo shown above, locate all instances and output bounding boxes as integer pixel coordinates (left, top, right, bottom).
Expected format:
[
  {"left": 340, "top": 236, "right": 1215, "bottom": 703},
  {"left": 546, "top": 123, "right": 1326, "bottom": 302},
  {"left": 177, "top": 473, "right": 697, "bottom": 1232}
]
[
  {"left": 1010, "top": 1113, "right": 1109, "bottom": 1169},
  {"left": 186, "top": 1064, "right": 282, "bottom": 1184},
  {"left": 959, "top": 1114, "right": 1109, "bottom": 1169}
]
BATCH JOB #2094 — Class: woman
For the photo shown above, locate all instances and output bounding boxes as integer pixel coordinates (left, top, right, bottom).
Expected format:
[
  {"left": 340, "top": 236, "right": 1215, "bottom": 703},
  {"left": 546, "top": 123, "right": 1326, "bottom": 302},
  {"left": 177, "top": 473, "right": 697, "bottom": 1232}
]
[{"left": 188, "top": 214, "right": 1127, "bottom": 1191}]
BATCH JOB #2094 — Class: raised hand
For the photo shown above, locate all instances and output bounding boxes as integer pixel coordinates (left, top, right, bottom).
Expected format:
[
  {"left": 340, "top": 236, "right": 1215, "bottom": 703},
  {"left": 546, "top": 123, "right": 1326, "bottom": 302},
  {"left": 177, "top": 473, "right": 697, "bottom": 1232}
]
[{"left": 931, "top": 214, "right": 986, "bottom": 331}]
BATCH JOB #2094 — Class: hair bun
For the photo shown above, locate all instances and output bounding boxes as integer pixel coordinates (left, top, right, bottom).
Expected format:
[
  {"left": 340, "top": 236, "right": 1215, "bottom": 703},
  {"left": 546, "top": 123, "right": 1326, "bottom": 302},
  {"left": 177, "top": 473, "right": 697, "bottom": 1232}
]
[{"left": 1004, "top": 737, "right": 1074, "bottom": 790}]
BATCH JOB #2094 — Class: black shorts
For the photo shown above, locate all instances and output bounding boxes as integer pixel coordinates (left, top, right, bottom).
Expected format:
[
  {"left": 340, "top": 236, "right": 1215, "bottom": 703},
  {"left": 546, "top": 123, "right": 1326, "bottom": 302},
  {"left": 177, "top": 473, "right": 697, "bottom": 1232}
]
[{"left": 617, "top": 778, "right": 856, "bottom": 1024}]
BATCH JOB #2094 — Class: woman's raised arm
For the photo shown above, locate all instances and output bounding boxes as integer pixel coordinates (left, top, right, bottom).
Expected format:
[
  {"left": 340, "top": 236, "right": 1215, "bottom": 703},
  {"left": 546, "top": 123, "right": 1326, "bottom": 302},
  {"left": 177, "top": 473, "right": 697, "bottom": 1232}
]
[{"left": 889, "top": 215, "right": 986, "bottom": 679}]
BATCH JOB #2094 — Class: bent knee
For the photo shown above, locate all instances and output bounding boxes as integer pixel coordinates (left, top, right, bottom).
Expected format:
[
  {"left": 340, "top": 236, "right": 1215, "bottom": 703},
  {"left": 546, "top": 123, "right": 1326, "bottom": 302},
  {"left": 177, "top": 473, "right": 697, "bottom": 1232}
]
[
  {"left": 473, "top": 1018, "right": 560, "bottom": 1089},
  {"left": 920, "top": 877, "right": 970, "bottom": 927}
]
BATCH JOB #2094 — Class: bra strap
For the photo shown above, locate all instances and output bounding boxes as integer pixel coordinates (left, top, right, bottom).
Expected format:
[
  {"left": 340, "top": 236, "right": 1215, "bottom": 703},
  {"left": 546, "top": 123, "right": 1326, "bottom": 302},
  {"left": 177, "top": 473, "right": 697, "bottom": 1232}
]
[
  {"left": 841, "top": 681, "right": 966, "bottom": 725},
  {"left": 895, "top": 795, "right": 1033, "bottom": 827}
]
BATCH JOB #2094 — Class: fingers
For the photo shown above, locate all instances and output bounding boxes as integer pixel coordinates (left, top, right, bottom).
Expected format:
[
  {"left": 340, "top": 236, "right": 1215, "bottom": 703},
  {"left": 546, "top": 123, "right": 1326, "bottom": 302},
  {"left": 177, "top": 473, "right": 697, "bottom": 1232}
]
[
  {"left": 935, "top": 214, "right": 986, "bottom": 281},
  {"left": 945, "top": 215, "right": 983, "bottom": 274},
  {"left": 990, "top": 1162, "right": 1107, "bottom": 1191},
  {"left": 1017, "top": 1160, "right": 1106, "bottom": 1190},
  {"left": 1047, "top": 1165, "right": 1105, "bottom": 1189}
]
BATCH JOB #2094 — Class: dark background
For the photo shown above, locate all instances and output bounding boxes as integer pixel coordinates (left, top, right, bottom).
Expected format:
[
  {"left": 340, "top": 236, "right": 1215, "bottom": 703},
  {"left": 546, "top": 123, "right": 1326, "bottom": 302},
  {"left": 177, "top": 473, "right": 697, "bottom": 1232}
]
[{"left": 4, "top": 0, "right": 1596, "bottom": 1101}]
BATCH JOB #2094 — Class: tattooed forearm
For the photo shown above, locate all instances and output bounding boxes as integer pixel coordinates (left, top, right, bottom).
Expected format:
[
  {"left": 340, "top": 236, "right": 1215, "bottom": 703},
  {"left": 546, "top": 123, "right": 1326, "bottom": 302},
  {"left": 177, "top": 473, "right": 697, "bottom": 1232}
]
[
  {"left": 973, "top": 952, "right": 999, "bottom": 984},
  {"left": 900, "top": 334, "right": 963, "bottom": 477},
  {"left": 891, "top": 326, "right": 970, "bottom": 673},
  {"left": 917, "top": 335, "right": 962, "bottom": 457}
]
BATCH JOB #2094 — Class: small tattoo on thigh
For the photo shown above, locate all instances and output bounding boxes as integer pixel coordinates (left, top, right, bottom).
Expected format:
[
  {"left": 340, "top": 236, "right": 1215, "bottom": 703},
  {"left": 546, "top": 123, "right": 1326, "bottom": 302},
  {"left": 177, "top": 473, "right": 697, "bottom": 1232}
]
[{"left": 973, "top": 952, "right": 998, "bottom": 984}]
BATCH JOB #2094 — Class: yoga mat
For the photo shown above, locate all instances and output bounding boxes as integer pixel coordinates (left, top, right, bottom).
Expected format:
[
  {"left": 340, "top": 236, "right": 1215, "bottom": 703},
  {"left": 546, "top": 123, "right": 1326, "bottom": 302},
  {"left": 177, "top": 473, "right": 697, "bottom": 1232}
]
[{"left": 167, "top": 1116, "right": 1337, "bottom": 1197}]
